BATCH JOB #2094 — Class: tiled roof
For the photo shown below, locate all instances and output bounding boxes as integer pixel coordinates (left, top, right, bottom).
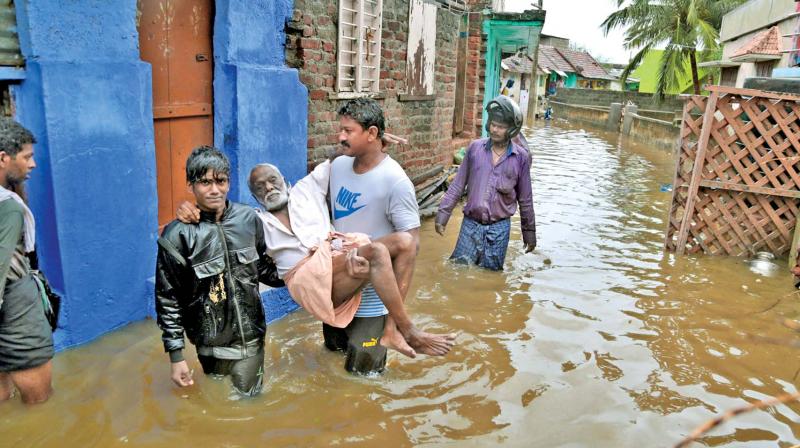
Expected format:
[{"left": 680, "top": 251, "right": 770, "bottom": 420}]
[
  {"left": 732, "top": 26, "right": 780, "bottom": 58},
  {"left": 501, "top": 54, "right": 534, "bottom": 73},
  {"left": 538, "top": 45, "right": 575, "bottom": 73},
  {"left": 554, "top": 47, "right": 615, "bottom": 80}
]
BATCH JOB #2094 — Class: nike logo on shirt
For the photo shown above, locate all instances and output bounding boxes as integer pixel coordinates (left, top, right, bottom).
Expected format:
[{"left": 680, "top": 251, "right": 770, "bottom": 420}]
[{"left": 333, "top": 187, "right": 366, "bottom": 219}]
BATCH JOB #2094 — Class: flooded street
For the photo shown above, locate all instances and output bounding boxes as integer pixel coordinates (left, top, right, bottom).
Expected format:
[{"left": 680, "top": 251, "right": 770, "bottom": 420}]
[{"left": 4, "top": 122, "right": 800, "bottom": 447}]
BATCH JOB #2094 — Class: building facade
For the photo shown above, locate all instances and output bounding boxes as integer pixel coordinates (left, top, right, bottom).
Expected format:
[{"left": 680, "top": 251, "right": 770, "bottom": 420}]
[
  {"left": 286, "top": 1, "right": 544, "bottom": 183},
  {"left": 0, "top": 0, "right": 545, "bottom": 351},
  {"left": 701, "top": 0, "right": 798, "bottom": 87},
  {"left": 4, "top": 0, "right": 307, "bottom": 350}
]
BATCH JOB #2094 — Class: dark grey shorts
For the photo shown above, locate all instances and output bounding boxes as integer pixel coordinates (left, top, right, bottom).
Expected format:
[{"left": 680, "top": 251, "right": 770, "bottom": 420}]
[
  {"left": 323, "top": 315, "right": 387, "bottom": 375},
  {"left": 0, "top": 275, "right": 55, "bottom": 372},
  {"left": 198, "top": 349, "right": 265, "bottom": 397}
]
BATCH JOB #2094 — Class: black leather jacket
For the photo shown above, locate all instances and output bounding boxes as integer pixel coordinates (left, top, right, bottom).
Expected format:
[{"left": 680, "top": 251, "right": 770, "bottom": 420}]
[{"left": 155, "top": 201, "right": 282, "bottom": 360}]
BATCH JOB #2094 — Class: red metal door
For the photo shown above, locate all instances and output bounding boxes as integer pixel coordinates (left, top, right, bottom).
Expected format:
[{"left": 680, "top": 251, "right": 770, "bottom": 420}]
[{"left": 138, "top": 0, "right": 214, "bottom": 228}]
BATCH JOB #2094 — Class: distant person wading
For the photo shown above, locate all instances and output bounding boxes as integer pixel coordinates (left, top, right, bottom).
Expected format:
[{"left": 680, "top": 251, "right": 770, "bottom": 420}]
[{"left": 436, "top": 95, "right": 537, "bottom": 270}]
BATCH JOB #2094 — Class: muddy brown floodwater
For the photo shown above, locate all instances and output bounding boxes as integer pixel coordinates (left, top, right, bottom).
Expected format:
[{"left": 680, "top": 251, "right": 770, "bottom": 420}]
[{"left": 3, "top": 122, "right": 800, "bottom": 447}]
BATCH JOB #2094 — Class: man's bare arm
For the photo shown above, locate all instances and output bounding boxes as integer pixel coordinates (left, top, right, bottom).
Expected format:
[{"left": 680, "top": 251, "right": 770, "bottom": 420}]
[{"left": 176, "top": 201, "right": 201, "bottom": 224}]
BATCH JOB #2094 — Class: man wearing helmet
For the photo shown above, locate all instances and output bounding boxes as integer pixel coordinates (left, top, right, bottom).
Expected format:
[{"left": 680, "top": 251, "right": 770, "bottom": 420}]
[{"left": 435, "top": 95, "right": 536, "bottom": 270}]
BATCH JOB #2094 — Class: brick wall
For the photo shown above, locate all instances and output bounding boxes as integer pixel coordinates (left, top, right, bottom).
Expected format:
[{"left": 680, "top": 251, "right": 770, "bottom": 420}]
[
  {"left": 553, "top": 88, "right": 685, "bottom": 113},
  {"left": 286, "top": 0, "right": 465, "bottom": 181},
  {"left": 461, "top": 10, "right": 486, "bottom": 140}
]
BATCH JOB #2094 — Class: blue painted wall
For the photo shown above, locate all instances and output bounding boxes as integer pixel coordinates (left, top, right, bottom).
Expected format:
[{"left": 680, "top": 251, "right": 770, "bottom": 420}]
[
  {"left": 13, "top": 0, "right": 158, "bottom": 350},
  {"left": 214, "top": 0, "right": 308, "bottom": 204},
  {"left": 7, "top": 0, "right": 307, "bottom": 351},
  {"left": 213, "top": 0, "right": 306, "bottom": 320}
]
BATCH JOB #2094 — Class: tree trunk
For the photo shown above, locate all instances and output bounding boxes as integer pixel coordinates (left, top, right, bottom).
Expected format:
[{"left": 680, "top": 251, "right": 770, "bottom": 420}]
[{"left": 690, "top": 50, "right": 701, "bottom": 95}]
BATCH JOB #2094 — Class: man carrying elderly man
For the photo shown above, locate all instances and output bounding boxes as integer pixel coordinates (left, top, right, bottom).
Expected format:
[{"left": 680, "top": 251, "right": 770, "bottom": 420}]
[{"left": 177, "top": 98, "right": 455, "bottom": 376}]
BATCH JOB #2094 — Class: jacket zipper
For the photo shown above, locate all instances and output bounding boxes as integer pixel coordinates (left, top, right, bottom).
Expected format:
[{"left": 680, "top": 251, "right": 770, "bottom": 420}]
[{"left": 216, "top": 222, "right": 248, "bottom": 356}]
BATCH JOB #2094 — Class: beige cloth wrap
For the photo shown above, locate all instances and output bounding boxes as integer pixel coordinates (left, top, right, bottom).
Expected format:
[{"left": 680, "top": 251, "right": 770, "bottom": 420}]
[{"left": 284, "top": 232, "right": 371, "bottom": 328}]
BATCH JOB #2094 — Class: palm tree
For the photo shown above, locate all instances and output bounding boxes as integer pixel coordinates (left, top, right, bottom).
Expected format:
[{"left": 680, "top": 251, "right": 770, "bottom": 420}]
[{"left": 602, "top": 0, "right": 746, "bottom": 97}]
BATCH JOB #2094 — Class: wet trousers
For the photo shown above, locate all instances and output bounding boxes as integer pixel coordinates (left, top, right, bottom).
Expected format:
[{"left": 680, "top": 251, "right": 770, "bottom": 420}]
[
  {"left": 198, "top": 349, "right": 264, "bottom": 397},
  {"left": 450, "top": 217, "right": 511, "bottom": 271}
]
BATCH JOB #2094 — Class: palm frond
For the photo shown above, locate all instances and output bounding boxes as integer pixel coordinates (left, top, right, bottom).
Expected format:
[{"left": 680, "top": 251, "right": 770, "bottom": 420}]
[
  {"left": 620, "top": 45, "right": 651, "bottom": 86},
  {"left": 655, "top": 45, "right": 687, "bottom": 98}
]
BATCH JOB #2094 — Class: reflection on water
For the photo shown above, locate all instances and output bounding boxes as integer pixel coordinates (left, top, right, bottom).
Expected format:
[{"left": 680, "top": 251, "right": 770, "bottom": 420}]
[{"left": 3, "top": 122, "right": 800, "bottom": 446}]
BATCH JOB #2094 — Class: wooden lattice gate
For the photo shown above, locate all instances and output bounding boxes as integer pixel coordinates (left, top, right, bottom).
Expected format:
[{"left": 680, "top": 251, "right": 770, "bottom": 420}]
[{"left": 665, "top": 86, "right": 800, "bottom": 259}]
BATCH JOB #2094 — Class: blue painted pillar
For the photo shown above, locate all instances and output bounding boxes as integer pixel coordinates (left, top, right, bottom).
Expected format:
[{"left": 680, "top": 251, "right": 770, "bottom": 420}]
[
  {"left": 12, "top": 1, "right": 158, "bottom": 350},
  {"left": 214, "top": 0, "right": 308, "bottom": 204},
  {"left": 213, "top": 1, "right": 306, "bottom": 316}
]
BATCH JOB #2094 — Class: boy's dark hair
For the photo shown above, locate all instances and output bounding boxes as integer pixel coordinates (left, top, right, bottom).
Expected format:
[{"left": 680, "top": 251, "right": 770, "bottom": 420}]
[
  {"left": 337, "top": 98, "right": 385, "bottom": 138},
  {"left": 185, "top": 145, "right": 231, "bottom": 184},
  {"left": 0, "top": 118, "right": 36, "bottom": 157}
]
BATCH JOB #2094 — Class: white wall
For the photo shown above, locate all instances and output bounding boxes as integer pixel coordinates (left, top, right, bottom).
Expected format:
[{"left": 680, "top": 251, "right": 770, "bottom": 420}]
[
  {"left": 721, "top": 0, "right": 796, "bottom": 41},
  {"left": 721, "top": 2, "right": 798, "bottom": 86},
  {"left": 735, "top": 63, "right": 759, "bottom": 87},
  {"left": 722, "top": 18, "right": 795, "bottom": 68}
]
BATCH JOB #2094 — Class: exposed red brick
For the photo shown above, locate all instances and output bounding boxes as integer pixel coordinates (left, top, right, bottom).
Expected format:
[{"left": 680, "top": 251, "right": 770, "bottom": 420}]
[
  {"left": 300, "top": 38, "right": 320, "bottom": 49},
  {"left": 309, "top": 90, "right": 327, "bottom": 100},
  {"left": 287, "top": 1, "right": 481, "bottom": 178}
]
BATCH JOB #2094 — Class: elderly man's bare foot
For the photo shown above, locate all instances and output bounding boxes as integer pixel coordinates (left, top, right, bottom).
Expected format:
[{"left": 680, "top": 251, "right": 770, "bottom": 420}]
[
  {"left": 381, "top": 324, "right": 417, "bottom": 358},
  {"left": 405, "top": 328, "right": 456, "bottom": 356}
]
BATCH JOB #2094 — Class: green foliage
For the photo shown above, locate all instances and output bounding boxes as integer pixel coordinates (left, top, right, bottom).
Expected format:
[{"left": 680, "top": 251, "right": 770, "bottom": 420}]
[
  {"left": 632, "top": 49, "right": 714, "bottom": 95},
  {"left": 602, "top": 0, "right": 747, "bottom": 97}
]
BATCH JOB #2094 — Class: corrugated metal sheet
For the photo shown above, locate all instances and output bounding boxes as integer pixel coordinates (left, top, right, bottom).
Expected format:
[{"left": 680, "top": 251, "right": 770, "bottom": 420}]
[{"left": 0, "top": 0, "right": 22, "bottom": 67}]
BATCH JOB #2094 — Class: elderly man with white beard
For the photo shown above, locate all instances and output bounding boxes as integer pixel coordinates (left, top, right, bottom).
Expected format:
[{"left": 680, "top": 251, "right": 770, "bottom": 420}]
[{"left": 177, "top": 157, "right": 456, "bottom": 361}]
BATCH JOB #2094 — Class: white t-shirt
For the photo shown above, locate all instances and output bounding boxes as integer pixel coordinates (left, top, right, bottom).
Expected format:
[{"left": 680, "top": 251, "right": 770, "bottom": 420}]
[{"left": 329, "top": 155, "right": 420, "bottom": 317}]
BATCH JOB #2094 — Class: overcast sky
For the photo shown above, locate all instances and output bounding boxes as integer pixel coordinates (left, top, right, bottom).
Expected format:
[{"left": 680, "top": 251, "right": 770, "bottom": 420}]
[{"left": 506, "top": 0, "right": 632, "bottom": 64}]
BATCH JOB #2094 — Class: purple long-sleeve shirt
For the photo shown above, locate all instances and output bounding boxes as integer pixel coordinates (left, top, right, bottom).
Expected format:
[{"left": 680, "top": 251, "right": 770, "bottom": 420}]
[{"left": 436, "top": 137, "right": 536, "bottom": 246}]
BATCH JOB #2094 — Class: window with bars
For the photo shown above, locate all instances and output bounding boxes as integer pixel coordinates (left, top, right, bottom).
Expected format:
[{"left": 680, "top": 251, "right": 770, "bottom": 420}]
[
  {"left": 337, "top": 0, "right": 383, "bottom": 94},
  {"left": 0, "top": 0, "right": 23, "bottom": 67}
]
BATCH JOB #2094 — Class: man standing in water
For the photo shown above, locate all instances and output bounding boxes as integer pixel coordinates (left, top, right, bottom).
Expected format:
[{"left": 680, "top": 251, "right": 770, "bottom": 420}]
[
  {"left": 436, "top": 95, "right": 536, "bottom": 270},
  {"left": 176, "top": 157, "right": 455, "bottom": 359},
  {"left": 325, "top": 98, "right": 455, "bottom": 374},
  {"left": 0, "top": 118, "right": 54, "bottom": 404},
  {"left": 155, "top": 146, "right": 280, "bottom": 396}
]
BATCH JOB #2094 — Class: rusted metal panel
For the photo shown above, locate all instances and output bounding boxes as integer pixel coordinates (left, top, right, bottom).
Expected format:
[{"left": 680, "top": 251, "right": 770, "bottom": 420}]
[
  {"left": 406, "top": 0, "right": 436, "bottom": 96},
  {"left": 0, "top": 0, "right": 23, "bottom": 67},
  {"left": 138, "top": 0, "right": 214, "bottom": 228}
]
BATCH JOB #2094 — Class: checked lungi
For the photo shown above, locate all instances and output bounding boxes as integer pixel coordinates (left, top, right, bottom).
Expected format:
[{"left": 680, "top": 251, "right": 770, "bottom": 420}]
[{"left": 450, "top": 216, "right": 511, "bottom": 271}]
